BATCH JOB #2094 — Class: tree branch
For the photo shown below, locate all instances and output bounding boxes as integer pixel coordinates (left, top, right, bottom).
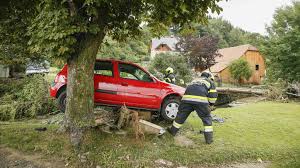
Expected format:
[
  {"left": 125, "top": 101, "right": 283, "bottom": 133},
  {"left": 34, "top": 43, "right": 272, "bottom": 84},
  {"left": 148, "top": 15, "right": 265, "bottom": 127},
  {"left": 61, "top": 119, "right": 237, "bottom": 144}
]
[{"left": 67, "top": 0, "right": 76, "bottom": 16}]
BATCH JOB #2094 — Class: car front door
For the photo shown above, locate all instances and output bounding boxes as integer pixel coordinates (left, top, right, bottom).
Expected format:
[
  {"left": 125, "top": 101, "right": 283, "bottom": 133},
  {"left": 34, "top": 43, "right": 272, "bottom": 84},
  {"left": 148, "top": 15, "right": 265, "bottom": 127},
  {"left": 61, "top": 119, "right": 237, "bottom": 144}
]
[
  {"left": 94, "top": 61, "right": 123, "bottom": 106},
  {"left": 118, "top": 62, "right": 162, "bottom": 110}
]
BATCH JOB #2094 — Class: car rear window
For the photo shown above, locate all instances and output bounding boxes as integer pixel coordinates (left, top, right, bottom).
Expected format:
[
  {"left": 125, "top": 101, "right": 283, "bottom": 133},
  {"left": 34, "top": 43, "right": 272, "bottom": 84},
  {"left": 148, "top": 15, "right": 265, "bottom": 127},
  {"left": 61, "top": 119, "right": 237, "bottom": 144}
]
[{"left": 94, "top": 61, "right": 113, "bottom": 76}]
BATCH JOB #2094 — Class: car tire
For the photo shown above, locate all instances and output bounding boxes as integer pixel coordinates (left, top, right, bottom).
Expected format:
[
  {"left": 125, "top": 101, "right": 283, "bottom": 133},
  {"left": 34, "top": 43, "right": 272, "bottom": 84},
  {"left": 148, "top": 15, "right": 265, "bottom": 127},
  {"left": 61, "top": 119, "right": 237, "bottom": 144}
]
[
  {"left": 57, "top": 90, "right": 66, "bottom": 113},
  {"left": 161, "top": 96, "right": 181, "bottom": 121}
]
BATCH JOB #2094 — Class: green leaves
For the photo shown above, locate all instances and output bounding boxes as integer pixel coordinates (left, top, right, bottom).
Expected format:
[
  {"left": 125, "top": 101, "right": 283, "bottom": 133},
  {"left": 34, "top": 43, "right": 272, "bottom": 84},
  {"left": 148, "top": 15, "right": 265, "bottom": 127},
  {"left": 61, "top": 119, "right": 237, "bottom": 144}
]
[
  {"left": 263, "top": 1, "right": 300, "bottom": 82},
  {"left": 98, "top": 31, "right": 151, "bottom": 63},
  {"left": 229, "top": 59, "right": 253, "bottom": 83},
  {"left": 149, "top": 53, "right": 192, "bottom": 84},
  {"left": 1, "top": 0, "right": 222, "bottom": 63}
]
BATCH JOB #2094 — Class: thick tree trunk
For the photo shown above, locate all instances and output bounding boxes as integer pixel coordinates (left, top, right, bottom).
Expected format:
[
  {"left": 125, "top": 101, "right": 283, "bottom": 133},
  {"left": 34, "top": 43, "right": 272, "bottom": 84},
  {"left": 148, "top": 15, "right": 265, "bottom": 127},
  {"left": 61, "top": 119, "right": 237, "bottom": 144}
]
[{"left": 65, "top": 32, "right": 104, "bottom": 147}]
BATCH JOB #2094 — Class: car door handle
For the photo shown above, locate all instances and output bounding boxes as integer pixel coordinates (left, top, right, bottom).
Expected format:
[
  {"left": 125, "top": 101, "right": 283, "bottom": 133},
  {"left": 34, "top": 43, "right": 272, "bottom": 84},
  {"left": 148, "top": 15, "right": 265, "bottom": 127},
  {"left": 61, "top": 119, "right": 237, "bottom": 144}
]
[{"left": 121, "top": 82, "right": 128, "bottom": 86}]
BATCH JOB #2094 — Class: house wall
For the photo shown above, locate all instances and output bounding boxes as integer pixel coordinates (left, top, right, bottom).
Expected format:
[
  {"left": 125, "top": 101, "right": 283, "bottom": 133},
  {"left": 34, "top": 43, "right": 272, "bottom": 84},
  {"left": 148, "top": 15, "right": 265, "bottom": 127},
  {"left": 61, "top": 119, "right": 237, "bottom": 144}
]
[
  {"left": 218, "top": 50, "right": 266, "bottom": 84},
  {"left": 0, "top": 65, "right": 10, "bottom": 78}
]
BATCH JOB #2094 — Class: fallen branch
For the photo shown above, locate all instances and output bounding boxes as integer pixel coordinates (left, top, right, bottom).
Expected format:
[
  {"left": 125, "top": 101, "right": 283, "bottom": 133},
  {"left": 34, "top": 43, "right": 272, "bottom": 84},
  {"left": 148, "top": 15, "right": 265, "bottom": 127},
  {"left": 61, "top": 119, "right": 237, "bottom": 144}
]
[{"left": 217, "top": 87, "right": 266, "bottom": 95}]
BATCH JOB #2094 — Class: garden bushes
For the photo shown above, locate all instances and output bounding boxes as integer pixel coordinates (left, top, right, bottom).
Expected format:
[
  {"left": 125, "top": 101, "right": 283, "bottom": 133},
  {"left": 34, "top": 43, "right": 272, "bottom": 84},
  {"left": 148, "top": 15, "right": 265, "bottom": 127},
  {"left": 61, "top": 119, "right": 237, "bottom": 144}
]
[{"left": 0, "top": 75, "right": 57, "bottom": 121}]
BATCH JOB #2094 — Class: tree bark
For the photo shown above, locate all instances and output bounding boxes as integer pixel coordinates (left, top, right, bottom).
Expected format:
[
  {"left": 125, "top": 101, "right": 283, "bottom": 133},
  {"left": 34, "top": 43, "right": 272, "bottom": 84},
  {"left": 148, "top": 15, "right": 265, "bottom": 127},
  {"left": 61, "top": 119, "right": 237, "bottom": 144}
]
[{"left": 65, "top": 32, "right": 105, "bottom": 147}]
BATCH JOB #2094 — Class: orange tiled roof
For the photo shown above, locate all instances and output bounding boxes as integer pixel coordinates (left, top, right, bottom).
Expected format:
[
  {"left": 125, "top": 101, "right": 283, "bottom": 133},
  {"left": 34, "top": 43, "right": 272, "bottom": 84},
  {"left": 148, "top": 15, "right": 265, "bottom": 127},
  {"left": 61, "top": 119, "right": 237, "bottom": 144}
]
[{"left": 209, "top": 44, "right": 258, "bottom": 73}]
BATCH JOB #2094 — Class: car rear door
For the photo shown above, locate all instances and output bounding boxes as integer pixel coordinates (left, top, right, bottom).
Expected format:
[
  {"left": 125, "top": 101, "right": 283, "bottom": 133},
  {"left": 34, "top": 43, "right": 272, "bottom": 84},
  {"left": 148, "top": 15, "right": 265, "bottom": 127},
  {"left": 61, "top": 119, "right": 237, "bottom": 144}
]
[
  {"left": 94, "top": 60, "right": 124, "bottom": 106},
  {"left": 118, "top": 62, "right": 162, "bottom": 109}
]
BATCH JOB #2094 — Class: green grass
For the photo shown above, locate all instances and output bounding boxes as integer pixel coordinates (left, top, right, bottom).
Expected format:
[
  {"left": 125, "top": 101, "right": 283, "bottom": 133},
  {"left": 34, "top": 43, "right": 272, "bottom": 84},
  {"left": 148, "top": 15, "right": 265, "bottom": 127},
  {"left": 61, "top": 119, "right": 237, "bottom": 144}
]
[{"left": 0, "top": 102, "right": 300, "bottom": 167}]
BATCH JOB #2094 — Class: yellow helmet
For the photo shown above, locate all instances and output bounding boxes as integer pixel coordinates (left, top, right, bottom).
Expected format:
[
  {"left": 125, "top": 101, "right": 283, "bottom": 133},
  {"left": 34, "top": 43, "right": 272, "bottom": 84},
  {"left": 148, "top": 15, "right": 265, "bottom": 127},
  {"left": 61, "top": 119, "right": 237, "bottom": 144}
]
[{"left": 166, "top": 67, "right": 174, "bottom": 74}]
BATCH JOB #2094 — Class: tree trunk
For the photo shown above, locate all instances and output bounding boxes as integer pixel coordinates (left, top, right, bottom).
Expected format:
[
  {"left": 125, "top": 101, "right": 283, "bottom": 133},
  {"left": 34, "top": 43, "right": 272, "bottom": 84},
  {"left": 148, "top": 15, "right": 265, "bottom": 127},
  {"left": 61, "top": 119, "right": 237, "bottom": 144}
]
[{"left": 65, "top": 32, "right": 104, "bottom": 147}]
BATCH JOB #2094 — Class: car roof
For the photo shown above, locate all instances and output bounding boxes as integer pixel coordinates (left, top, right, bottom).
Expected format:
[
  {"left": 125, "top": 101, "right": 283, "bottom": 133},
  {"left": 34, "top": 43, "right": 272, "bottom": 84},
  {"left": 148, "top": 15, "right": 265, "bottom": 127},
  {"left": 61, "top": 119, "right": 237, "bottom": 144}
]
[{"left": 96, "top": 58, "right": 136, "bottom": 65}]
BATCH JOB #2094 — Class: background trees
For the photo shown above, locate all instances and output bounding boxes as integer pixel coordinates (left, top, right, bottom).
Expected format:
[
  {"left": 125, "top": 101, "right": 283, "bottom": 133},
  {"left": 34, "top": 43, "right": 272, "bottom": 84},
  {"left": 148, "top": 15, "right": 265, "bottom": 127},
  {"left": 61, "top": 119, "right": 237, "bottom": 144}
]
[
  {"left": 262, "top": 1, "right": 300, "bottom": 82},
  {"left": 229, "top": 59, "right": 252, "bottom": 84},
  {"left": 149, "top": 53, "right": 192, "bottom": 85},
  {"left": 0, "top": 0, "right": 39, "bottom": 77},
  {"left": 172, "top": 18, "right": 266, "bottom": 49},
  {"left": 98, "top": 28, "right": 152, "bottom": 63},
  {"left": 177, "top": 35, "right": 221, "bottom": 71}
]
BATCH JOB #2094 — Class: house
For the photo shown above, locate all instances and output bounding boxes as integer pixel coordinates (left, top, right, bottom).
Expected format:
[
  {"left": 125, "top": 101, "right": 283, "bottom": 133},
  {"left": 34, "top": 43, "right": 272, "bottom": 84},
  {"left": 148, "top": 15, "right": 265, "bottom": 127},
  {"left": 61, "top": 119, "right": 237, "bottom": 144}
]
[
  {"left": 208, "top": 44, "right": 266, "bottom": 84},
  {"left": 0, "top": 65, "right": 9, "bottom": 78},
  {"left": 150, "top": 36, "right": 179, "bottom": 58}
]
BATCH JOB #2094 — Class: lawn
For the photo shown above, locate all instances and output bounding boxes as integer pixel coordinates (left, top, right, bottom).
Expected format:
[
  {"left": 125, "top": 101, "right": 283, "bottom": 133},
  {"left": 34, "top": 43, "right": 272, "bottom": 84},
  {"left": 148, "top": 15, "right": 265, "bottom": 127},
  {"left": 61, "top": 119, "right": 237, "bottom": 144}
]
[{"left": 0, "top": 101, "right": 299, "bottom": 167}]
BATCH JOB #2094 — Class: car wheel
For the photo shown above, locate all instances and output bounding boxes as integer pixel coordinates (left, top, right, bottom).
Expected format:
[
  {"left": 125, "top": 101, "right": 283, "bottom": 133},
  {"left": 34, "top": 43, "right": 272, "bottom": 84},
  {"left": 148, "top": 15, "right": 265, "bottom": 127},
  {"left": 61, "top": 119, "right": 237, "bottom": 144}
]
[
  {"left": 57, "top": 90, "right": 66, "bottom": 113},
  {"left": 161, "top": 97, "right": 180, "bottom": 121}
]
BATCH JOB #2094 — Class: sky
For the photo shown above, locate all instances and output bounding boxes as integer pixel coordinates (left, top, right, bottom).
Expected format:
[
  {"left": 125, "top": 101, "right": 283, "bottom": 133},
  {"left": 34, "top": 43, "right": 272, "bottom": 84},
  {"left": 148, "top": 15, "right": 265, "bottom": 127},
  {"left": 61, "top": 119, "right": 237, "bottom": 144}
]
[{"left": 213, "top": 0, "right": 293, "bottom": 35}]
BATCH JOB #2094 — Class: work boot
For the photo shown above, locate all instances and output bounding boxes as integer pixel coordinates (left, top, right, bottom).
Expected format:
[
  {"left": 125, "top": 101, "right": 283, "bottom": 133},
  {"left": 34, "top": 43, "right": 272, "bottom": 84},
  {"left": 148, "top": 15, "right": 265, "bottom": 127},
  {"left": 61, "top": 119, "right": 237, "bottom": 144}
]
[
  {"left": 204, "top": 132, "right": 213, "bottom": 144},
  {"left": 167, "top": 127, "right": 178, "bottom": 136}
]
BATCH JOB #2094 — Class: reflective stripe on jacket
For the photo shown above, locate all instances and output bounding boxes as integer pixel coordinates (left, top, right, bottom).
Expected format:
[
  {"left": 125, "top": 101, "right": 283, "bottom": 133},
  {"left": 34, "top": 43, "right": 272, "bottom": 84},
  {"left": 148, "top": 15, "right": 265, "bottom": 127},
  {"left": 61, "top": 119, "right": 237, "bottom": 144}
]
[{"left": 181, "top": 77, "right": 218, "bottom": 105}]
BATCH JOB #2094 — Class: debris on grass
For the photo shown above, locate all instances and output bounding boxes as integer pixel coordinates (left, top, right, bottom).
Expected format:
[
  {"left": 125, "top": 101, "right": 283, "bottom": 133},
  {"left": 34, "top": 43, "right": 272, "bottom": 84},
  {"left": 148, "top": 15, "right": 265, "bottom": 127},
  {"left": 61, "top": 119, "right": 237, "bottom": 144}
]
[
  {"left": 34, "top": 127, "right": 47, "bottom": 132},
  {"left": 212, "top": 114, "right": 225, "bottom": 123},
  {"left": 155, "top": 159, "right": 174, "bottom": 167},
  {"left": 139, "top": 119, "right": 165, "bottom": 135}
]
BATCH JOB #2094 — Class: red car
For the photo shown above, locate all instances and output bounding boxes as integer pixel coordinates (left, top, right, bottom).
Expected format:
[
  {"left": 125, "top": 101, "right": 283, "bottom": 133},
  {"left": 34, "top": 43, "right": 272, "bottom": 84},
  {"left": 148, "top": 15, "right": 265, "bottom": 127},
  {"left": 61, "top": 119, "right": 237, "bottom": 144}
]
[{"left": 50, "top": 59, "right": 185, "bottom": 121}]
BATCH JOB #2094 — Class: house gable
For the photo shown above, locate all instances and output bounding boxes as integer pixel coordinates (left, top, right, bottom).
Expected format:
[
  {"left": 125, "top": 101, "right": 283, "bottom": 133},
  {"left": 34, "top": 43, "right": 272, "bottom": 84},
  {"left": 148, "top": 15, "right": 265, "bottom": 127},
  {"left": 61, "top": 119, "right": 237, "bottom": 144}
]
[
  {"left": 155, "top": 43, "right": 172, "bottom": 51},
  {"left": 214, "top": 46, "right": 266, "bottom": 84},
  {"left": 209, "top": 44, "right": 258, "bottom": 73}
]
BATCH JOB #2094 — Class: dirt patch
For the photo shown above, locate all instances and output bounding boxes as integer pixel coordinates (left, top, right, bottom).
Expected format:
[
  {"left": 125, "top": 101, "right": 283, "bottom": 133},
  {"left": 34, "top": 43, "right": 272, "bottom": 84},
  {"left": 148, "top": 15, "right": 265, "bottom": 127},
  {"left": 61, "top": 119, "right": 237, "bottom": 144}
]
[
  {"left": 0, "top": 147, "right": 65, "bottom": 168},
  {"left": 174, "top": 135, "right": 195, "bottom": 148},
  {"left": 190, "top": 162, "right": 270, "bottom": 168},
  {"left": 219, "top": 162, "right": 270, "bottom": 168}
]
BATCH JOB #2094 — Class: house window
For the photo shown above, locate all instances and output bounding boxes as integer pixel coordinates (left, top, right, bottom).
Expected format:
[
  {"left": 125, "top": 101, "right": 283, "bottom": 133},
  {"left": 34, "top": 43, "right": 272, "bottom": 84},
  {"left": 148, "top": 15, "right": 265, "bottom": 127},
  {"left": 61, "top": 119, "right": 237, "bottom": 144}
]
[{"left": 255, "top": 64, "right": 259, "bottom": 71}]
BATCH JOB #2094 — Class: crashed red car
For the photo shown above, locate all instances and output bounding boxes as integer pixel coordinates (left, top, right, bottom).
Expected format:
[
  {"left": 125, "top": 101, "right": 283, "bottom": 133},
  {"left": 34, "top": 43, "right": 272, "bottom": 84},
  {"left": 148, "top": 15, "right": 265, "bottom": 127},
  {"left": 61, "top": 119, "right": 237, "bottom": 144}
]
[{"left": 50, "top": 59, "right": 185, "bottom": 121}]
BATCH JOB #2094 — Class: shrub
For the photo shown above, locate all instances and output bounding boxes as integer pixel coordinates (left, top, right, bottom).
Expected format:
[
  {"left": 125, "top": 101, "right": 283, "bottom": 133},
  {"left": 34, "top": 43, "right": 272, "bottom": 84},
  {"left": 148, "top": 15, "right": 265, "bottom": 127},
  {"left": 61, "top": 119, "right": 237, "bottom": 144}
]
[
  {"left": 0, "top": 78, "right": 24, "bottom": 97},
  {"left": 0, "top": 103, "right": 17, "bottom": 121},
  {"left": 229, "top": 59, "right": 252, "bottom": 84},
  {"left": 149, "top": 53, "right": 192, "bottom": 85},
  {"left": 266, "top": 78, "right": 289, "bottom": 101},
  {"left": 0, "top": 75, "right": 57, "bottom": 121}
]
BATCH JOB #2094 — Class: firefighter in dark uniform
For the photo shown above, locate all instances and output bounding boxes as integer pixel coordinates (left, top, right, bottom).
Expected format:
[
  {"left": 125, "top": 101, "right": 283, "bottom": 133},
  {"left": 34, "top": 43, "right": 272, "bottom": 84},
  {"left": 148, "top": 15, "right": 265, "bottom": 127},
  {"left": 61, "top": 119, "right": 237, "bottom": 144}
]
[
  {"left": 167, "top": 72, "right": 218, "bottom": 144},
  {"left": 164, "top": 67, "right": 176, "bottom": 84}
]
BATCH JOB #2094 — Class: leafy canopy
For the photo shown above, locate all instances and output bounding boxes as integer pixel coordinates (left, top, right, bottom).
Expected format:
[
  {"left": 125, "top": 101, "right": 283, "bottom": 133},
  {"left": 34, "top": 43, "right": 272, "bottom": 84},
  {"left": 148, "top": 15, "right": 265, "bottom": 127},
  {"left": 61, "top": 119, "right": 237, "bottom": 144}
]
[
  {"left": 26, "top": 0, "right": 222, "bottom": 61},
  {"left": 229, "top": 59, "right": 252, "bottom": 83},
  {"left": 0, "top": 0, "right": 38, "bottom": 65},
  {"left": 263, "top": 1, "right": 300, "bottom": 82},
  {"left": 177, "top": 35, "right": 221, "bottom": 71}
]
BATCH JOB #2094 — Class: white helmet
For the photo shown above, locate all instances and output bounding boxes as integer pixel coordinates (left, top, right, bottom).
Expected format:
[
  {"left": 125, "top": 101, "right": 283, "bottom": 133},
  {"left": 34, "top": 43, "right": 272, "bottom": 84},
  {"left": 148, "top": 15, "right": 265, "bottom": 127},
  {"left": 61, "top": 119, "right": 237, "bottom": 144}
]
[{"left": 201, "top": 71, "right": 214, "bottom": 81}]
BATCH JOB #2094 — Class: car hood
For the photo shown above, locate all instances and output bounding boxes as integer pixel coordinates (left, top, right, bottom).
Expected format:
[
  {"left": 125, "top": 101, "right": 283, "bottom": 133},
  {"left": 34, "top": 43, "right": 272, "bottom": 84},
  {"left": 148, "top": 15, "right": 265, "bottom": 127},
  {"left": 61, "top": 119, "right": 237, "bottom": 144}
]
[{"left": 159, "top": 80, "right": 186, "bottom": 96}]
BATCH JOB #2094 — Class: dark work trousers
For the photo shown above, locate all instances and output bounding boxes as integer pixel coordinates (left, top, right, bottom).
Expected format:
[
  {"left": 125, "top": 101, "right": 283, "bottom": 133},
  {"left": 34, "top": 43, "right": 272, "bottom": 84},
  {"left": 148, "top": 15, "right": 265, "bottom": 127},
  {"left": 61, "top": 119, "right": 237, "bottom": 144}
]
[
  {"left": 177, "top": 102, "right": 211, "bottom": 125},
  {"left": 170, "top": 102, "right": 212, "bottom": 134}
]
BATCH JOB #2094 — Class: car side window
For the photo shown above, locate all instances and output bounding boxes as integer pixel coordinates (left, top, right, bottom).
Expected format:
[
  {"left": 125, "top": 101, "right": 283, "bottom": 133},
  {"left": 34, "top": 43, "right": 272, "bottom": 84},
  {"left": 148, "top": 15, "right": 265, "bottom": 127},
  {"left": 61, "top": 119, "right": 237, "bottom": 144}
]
[
  {"left": 119, "top": 63, "right": 153, "bottom": 82},
  {"left": 94, "top": 61, "right": 113, "bottom": 77}
]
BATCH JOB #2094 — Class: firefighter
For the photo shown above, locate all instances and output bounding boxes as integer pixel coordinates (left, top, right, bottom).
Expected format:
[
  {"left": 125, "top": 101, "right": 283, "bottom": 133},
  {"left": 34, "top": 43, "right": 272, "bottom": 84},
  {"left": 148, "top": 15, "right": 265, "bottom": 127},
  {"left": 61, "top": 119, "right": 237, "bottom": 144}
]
[
  {"left": 167, "top": 72, "right": 218, "bottom": 144},
  {"left": 164, "top": 67, "right": 176, "bottom": 84}
]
